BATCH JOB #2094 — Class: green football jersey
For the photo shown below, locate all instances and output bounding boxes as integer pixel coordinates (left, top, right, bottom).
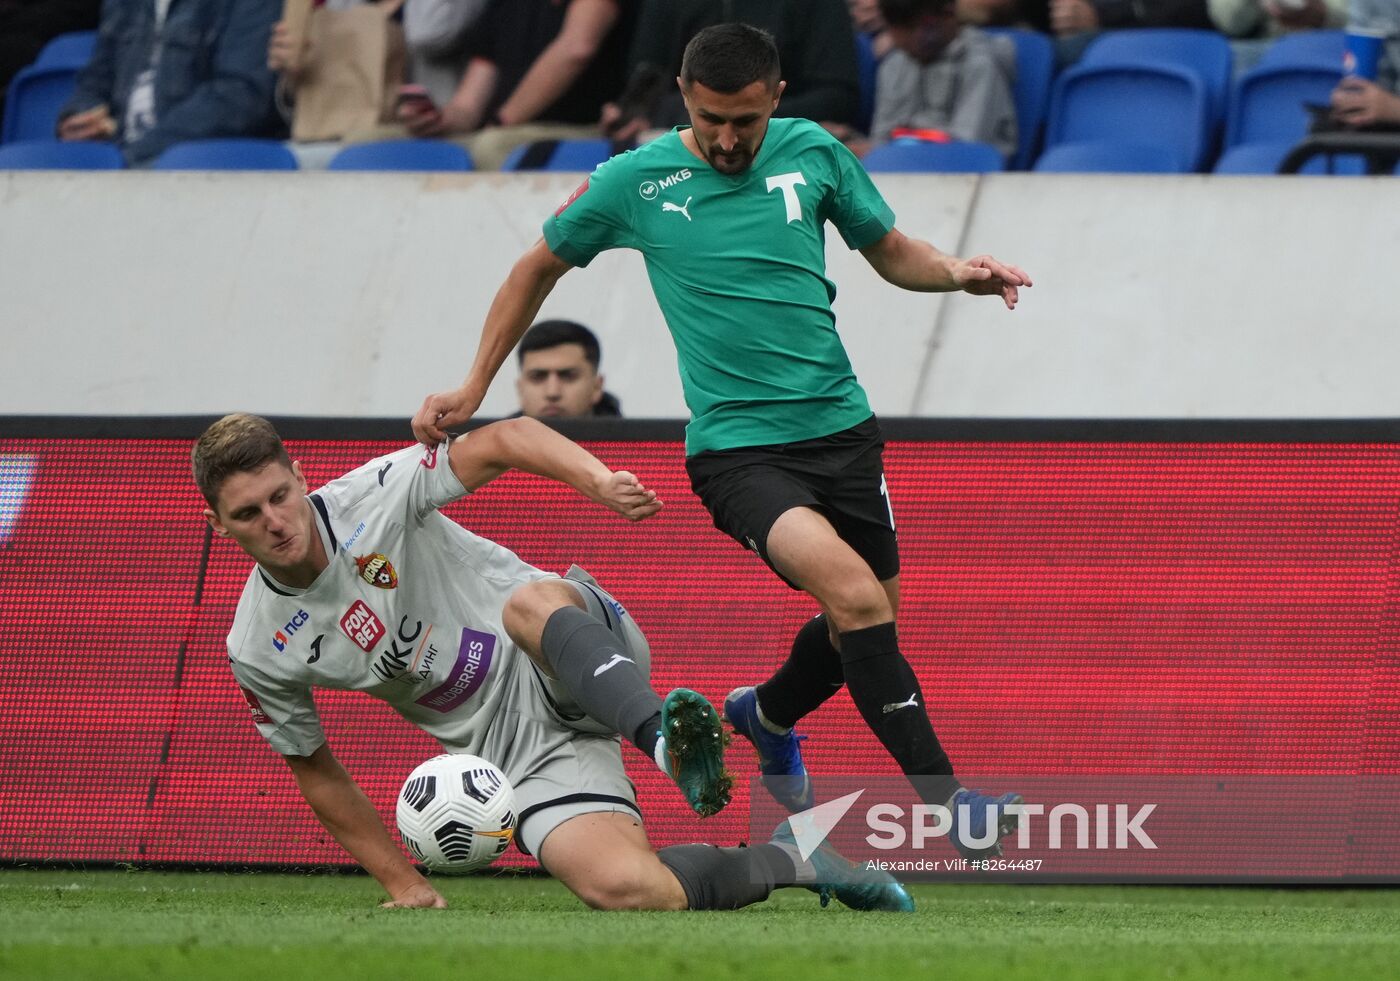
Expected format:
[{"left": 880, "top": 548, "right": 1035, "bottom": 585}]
[{"left": 542, "top": 117, "right": 896, "bottom": 456}]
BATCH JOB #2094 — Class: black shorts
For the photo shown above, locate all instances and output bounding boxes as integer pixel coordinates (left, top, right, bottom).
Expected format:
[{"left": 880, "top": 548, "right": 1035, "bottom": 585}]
[{"left": 684, "top": 416, "right": 899, "bottom": 589}]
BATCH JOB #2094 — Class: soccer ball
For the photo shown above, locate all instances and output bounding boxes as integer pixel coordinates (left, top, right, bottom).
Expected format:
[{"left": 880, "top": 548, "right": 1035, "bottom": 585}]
[{"left": 395, "top": 753, "right": 517, "bottom": 874}]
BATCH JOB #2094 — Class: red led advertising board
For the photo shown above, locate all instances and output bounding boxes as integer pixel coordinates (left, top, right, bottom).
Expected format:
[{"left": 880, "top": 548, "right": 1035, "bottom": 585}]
[{"left": 1, "top": 421, "right": 1397, "bottom": 879}]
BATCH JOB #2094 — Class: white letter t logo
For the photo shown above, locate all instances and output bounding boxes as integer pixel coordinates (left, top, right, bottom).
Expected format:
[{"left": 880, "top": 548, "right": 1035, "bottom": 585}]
[{"left": 765, "top": 171, "right": 807, "bottom": 224}]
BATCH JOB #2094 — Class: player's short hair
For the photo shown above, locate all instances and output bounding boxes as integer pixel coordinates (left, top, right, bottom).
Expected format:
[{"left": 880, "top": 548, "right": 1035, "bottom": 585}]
[
  {"left": 192, "top": 413, "right": 292, "bottom": 510},
  {"left": 517, "top": 319, "right": 602, "bottom": 369},
  {"left": 680, "top": 23, "right": 781, "bottom": 94},
  {"left": 878, "top": 0, "right": 955, "bottom": 25}
]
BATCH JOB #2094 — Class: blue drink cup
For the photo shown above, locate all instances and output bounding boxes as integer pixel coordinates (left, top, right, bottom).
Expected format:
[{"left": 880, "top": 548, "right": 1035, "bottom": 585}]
[{"left": 1343, "top": 29, "right": 1386, "bottom": 81}]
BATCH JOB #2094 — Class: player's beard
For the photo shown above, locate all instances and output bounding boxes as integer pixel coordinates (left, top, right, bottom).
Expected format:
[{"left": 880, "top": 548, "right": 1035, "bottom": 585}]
[{"left": 707, "top": 144, "right": 753, "bottom": 174}]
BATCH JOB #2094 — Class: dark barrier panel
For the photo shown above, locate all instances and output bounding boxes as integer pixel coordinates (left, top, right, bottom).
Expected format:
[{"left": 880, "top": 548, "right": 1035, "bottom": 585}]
[{"left": 2, "top": 421, "right": 1398, "bottom": 879}]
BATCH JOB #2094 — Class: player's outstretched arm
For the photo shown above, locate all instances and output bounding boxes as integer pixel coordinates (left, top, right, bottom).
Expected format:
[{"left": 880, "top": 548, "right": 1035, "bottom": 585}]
[
  {"left": 860, "top": 228, "right": 1032, "bottom": 310},
  {"left": 448, "top": 417, "right": 663, "bottom": 522},
  {"left": 412, "top": 239, "right": 575, "bottom": 444},
  {"left": 284, "top": 743, "right": 446, "bottom": 909}
]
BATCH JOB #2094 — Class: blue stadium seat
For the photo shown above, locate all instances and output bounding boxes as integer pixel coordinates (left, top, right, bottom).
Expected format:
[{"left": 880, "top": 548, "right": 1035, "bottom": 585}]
[
  {"left": 1081, "top": 29, "right": 1233, "bottom": 127},
  {"left": 34, "top": 30, "right": 98, "bottom": 68},
  {"left": 0, "top": 139, "right": 124, "bottom": 170},
  {"left": 862, "top": 138, "right": 1005, "bottom": 172},
  {"left": 2, "top": 66, "right": 82, "bottom": 144},
  {"left": 984, "top": 27, "right": 1055, "bottom": 170},
  {"left": 1034, "top": 140, "right": 1181, "bottom": 173},
  {"left": 1259, "top": 30, "right": 1345, "bottom": 71},
  {"left": 327, "top": 139, "right": 473, "bottom": 171},
  {"left": 1212, "top": 140, "right": 1364, "bottom": 175},
  {"left": 152, "top": 139, "right": 299, "bottom": 170},
  {"left": 1226, "top": 64, "right": 1342, "bottom": 147},
  {"left": 1046, "top": 63, "right": 1209, "bottom": 171},
  {"left": 501, "top": 138, "right": 615, "bottom": 172}
]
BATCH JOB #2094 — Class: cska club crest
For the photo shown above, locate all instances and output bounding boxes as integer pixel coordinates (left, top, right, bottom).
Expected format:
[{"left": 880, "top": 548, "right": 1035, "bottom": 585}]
[{"left": 356, "top": 552, "right": 398, "bottom": 589}]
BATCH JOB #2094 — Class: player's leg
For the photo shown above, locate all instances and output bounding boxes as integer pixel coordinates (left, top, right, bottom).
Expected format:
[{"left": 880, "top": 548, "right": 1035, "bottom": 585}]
[
  {"left": 504, "top": 577, "right": 662, "bottom": 756},
  {"left": 538, "top": 811, "right": 913, "bottom": 912},
  {"left": 503, "top": 574, "right": 731, "bottom": 817}
]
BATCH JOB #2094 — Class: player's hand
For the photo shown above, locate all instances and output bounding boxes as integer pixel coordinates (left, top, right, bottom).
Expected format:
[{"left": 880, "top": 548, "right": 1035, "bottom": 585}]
[
  {"left": 595, "top": 470, "right": 662, "bottom": 522},
  {"left": 379, "top": 881, "right": 447, "bottom": 909},
  {"left": 413, "top": 387, "right": 480, "bottom": 445},
  {"left": 952, "top": 255, "right": 1032, "bottom": 310}
]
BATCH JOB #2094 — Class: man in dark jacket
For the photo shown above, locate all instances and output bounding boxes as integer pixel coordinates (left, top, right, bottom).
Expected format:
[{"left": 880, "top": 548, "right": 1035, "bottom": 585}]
[{"left": 57, "top": 0, "right": 282, "bottom": 165}]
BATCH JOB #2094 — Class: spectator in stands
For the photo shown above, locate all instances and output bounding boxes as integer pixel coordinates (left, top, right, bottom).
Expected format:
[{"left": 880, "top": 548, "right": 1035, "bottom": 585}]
[
  {"left": 396, "top": 0, "right": 636, "bottom": 170},
  {"left": 866, "top": 0, "right": 1018, "bottom": 158},
  {"left": 1048, "top": 0, "right": 1213, "bottom": 63},
  {"left": 1209, "top": 0, "right": 1347, "bottom": 40},
  {"left": 1330, "top": 0, "right": 1400, "bottom": 127},
  {"left": 397, "top": 0, "right": 487, "bottom": 107},
  {"left": 0, "top": 0, "right": 100, "bottom": 120},
  {"left": 601, "top": 0, "right": 859, "bottom": 142},
  {"left": 57, "top": 0, "right": 282, "bottom": 166},
  {"left": 515, "top": 320, "right": 623, "bottom": 420},
  {"left": 849, "top": 0, "right": 895, "bottom": 57}
]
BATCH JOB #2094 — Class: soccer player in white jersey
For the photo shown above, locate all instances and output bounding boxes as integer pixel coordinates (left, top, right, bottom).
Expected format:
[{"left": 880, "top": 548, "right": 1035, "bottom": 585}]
[{"left": 194, "top": 413, "right": 913, "bottom": 912}]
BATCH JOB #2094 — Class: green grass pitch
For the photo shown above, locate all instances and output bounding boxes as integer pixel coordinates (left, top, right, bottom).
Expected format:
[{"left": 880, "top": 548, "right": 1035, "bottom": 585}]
[{"left": 2, "top": 869, "right": 1398, "bottom": 980}]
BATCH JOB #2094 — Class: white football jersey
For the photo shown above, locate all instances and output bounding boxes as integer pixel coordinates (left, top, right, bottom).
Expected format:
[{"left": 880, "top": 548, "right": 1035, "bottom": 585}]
[{"left": 226, "top": 440, "right": 552, "bottom": 757}]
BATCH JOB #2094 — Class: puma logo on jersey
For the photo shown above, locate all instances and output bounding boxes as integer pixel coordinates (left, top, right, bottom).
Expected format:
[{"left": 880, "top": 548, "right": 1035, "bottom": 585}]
[
  {"left": 593, "top": 653, "right": 635, "bottom": 677},
  {"left": 662, "top": 197, "right": 693, "bottom": 221},
  {"left": 883, "top": 693, "right": 919, "bottom": 714}
]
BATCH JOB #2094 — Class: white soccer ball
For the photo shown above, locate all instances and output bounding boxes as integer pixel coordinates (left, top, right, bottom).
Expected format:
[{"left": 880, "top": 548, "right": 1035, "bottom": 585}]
[{"left": 395, "top": 753, "right": 517, "bottom": 874}]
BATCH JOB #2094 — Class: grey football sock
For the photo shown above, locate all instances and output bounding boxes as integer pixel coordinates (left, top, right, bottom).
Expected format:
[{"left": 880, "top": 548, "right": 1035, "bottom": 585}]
[
  {"left": 657, "top": 844, "right": 794, "bottom": 910},
  {"left": 540, "top": 606, "right": 661, "bottom": 754}
]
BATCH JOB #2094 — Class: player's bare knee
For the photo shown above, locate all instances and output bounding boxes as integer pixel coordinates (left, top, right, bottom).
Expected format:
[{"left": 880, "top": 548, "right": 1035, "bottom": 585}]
[
  {"left": 572, "top": 856, "right": 679, "bottom": 911},
  {"left": 502, "top": 580, "right": 586, "bottom": 648},
  {"left": 818, "top": 577, "right": 892, "bottom": 631}
]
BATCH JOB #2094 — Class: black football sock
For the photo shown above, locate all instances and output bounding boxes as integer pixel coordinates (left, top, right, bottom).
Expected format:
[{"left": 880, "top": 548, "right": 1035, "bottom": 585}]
[
  {"left": 540, "top": 606, "right": 661, "bottom": 756},
  {"left": 657, "top": 843, "right": 798, "bottom": 910},
  {"left": 838, "top": 622, "right": 961, "bottom": 806},
  {"left": 754, "top": 614, "right": 845, "bottom": 729}
]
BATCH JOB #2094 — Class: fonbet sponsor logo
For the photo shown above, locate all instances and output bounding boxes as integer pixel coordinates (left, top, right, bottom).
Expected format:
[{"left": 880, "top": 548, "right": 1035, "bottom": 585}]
[
  {"left": 239, "top": 686, "right": 272, "bottom": 726},
  {"left": 420, "top": 444, "right": 439, "bottom": 470},
  {"left": 340, "top": 600, "right": 386, "bottom": 652},
  {"left": 355, "top": 552, "right": 398, "bottom": 589},
  {"left": 785, "top": 791, "right": 1157, "bottom": 864},
  {"left": 415, "top": 627, "right": 496, "bottom": 713},
  {"left": 272, "top": 609, "right": 310, "bottom": 653}
]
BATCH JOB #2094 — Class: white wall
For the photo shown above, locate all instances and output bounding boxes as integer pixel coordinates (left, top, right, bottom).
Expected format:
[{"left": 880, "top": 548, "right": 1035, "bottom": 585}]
[{"left": 3, "top": 170, "right": 1398, "bottom": 419}]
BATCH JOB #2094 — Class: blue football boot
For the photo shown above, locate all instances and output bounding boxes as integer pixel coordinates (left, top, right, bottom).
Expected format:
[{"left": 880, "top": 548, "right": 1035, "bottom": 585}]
[
  {"left": 724, "top": 686, "right": 814, "bottom": 812},
  {"left": 949, "top": 788, "right": 1024, "bottom": 860}
]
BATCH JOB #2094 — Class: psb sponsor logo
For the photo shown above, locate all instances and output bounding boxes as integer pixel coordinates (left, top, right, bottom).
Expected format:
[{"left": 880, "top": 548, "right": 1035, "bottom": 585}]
[
  {"left": 416, "top": 627, "right": 497, "bottom": 712},
  {"left": 371, "top": 616, "right": 424, "bottom": 683},
  {"left": 340, "top": 600, "right": 386, "bottom": 652},
  {"left": 355, "top": 552, "right": 398, "bottom": 589},
  {"left": 239, "top": 686, "right": 272, "bottom": 726},
  {"left": 272, "top": 609, "right": 310, "bottom": 652},
  {"left": 420, "top": 445, "right": 439, "bottom": 470}
]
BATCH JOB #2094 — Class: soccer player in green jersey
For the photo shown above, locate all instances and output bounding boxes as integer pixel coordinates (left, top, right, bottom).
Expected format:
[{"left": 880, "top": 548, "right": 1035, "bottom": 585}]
[{"left": 415, "top": 23, "right": 1032, "bottom": 858}]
